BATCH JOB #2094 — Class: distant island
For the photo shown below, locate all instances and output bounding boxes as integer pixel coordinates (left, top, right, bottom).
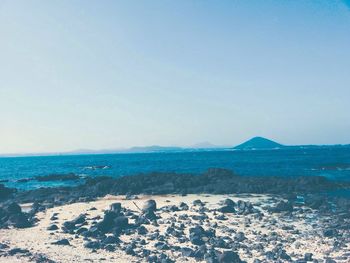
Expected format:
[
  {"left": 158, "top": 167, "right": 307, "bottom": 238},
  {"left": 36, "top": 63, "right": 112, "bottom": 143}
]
[
  {"left": 1, "top": 137, "right": 350, "bottom": 157},
  {"left": 234, "top": 137, "right": 283, "bottom": 150},
  {"left": 234, "top": 136, "right": 350, "bottom": 151}
]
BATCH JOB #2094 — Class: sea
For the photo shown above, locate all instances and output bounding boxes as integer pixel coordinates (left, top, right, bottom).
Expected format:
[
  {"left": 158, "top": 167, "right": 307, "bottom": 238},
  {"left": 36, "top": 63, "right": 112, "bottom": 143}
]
[{"left": 0, "top": 147, "right": 350, "bottom": 192}]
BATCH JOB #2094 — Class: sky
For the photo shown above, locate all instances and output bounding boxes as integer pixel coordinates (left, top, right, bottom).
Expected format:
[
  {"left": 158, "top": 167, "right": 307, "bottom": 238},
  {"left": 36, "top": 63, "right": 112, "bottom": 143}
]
[{"left": 0, "top": 0, "right": 350, "bottom": 154}]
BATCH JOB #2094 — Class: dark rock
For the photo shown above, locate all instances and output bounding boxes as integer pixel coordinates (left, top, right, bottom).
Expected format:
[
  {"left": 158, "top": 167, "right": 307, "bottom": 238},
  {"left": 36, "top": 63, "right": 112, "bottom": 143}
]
[
  {"left": 323, "top": 229, "right": 338, "bottom": 238},
  {"left": 137, "top": 225, "right": 148, "bottom": 235},
  {"left": 125, "top": 194, "right": 138, "bottom": 200},
  {"left": 114, "top": 216, "right": 128, "bottom": 228},
  {"left": 8, "top": 248, "right": 30, "bottom": 256},
  {"left": 50, "top": 215, "right": 58, "bottom": 221},
  {"left": 35, "top": 173, "right": 80, "bottom": 182},
  {"left": 143, "top": 211, "right": 157, "bottom": 221},
  {"left": 62, "top": 214, "right": 86, "bottom": 232},
  {"left": 265, "top": 246, "right": 291, "bottom": 261},
  {"left": 135, "top": 215, "right": 150, "bottom": 225},
  {"left": 84, "top": 227, "right": 100, "bottom": 238},
  {"left": 218, "top": 205, "right": 235, "bottom": 213},
  {"left": 30, "top": 253, "right": 56, "bottom": 263},
  {"left": 189, "top": 225, "right": 208, "bottom": 245},
  {"left": 236, "top": 200, "right": 255, "bottom": 214},
  {"left": 84, "top": 241, "right": 101, "bottom": 249},
  {"left": 96, "top": 212, "right": 128, "bottom": 233},
  {"left": 97, "top": 211, "right": 116, "bottom": 233},
  {"left": 9, "top": 212, "right": 32, "bottom": 228},
  {"left": 204, "top": 250, "right": 219, "bottom": 263},
  {"left": 142, "top": 200, "right": 157, "bottom": 213},
  {"left": 76, "top": 227, "right": 88, "bottom": 234},
  {"left": 215, "top": 214, "right": 227, "bottom": 220},
  {"left": 109, "top": 203, "right": 121, "bottom": 214},
  {"left": 193, "top": 245, "right": 207, "bottom": 259},
  {"left": 104, "top": 244, "right": 116, "bottom": 252},
  {"left": 155, "top": 242, "right": 170, "bottom": 250},
  {"left": 47, "top": 224, "right": 59, "bottom": 231},
  {"left": 10, "top": 169, "right": 345, "bottom": 211},
  {"left": 0, "top": 243, "right": 9, "bottom": 249},
  {"left": 51, "top": 239, "right": 70, "bottom": 246},
  {"left": 124, "top": 245, "right": 135, "bottom": 255},
  {"left": 193, "top": 199, "right": 204, "bottom": 206},
  {"left": 0, "top": 184, "right": 15, "bottom": 200},
  {"left": 103, "top": 235, "right": 119, "bottom": 244},
  {"left": 161, "top": 205, "right": 180, "bottom": 212},
  {"left": 179, "top": 202, "right": 189, "bottom": 210},
  {"left": 234, "top": 232, "right": 246, "bottom": 242},
  {"left": 192, "top": 214, "right": 209, "bottom": 221},
  {"left": 213, "top": 238, "right": 229, "bottom": 248},
  {"left": 181, "top": 247, "right": 194, "bottom": 257},
  {"left": 72, "top": 214, "right": 86, "bottom": 225},
  {"left": 304, "top": 253, "right": 313, "bottom": 261},
  {"left": 223, "top": 198, "right": 235, "bottom": 207},
  {"left": 269, "top": 201, "right": 293, "bottom": 213},
  {"left": 6, "top": 203, "right": 22, "bottom": 214},
  {"left": 218, "top": 251, "right": 243, "bottom": 263}
]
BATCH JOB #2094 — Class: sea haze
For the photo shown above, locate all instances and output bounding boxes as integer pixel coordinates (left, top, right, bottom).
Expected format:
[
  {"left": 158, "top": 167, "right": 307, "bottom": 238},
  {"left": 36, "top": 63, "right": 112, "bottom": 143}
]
[{"left": 1, "top": 147, "right": 350, "bottom": 190}]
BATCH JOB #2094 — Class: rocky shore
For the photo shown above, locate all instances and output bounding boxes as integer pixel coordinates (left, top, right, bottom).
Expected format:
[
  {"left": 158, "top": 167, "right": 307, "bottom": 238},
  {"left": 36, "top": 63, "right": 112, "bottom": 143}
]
[
  {"left": 4, "top": 168, "right": 350, "bottom": 207},
  {"left": 1, "top": 169, "right": 350, "bottom": 262},
  {"left": 1, "top": 194, "right": 350, "bottom": 263}
]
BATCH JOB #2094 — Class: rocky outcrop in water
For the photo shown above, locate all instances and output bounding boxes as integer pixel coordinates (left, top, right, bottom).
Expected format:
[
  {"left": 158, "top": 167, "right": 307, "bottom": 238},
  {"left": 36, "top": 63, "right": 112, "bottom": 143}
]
[
  {"left": 35, "top": 173, "right": 80, "bottom": 182},
  {"left": 1, "top": 168, "right": 350, "bottom": 235},
  {"left": 0, "top": 184, "right": 15, "bottom": 200},
  {"left": 10, "top": 168, "right": 348, "bottom": 207}
]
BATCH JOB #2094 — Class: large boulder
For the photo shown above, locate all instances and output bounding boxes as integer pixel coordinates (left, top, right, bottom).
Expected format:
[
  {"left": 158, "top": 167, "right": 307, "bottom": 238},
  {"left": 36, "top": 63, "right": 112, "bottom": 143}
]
[
  {"left": 62, "top": 214, "right": 86, "bottom": 232},
  {"left": 96, "top": 205, "right": 128, "bottom": 234},
  {"left": 140, "top": 200, "right": 158, "bottom": 222},
  {"left": 236, "top": 200, "right": 254, "bottom": 214},
  {"left": 2, "top": 203, "right": 32, "bottom": 228},
  {"left": 97, "top": 211, "right": 117, "bottom": 233},
  {"left": 218, "top": 199, "right": 235, "bottom": 213},
  {"left": 142, "top": 200, "right": 157, "bottom": 213},
  {"left": 110, "top": 203, "right": 122, "bottom": 214},
  {"left": 189, "top": 226, "right": 214, "bottom": 246},
  {"left": 218, "top": 251, "right": 243, "bottom": 263},
  {"left": 9, "top": 212, "right": 32, "bottom": 228}
]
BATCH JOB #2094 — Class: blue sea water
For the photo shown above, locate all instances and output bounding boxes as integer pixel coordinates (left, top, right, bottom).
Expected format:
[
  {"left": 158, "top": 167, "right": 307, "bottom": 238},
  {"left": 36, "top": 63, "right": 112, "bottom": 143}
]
[{"left": 0, "top": 147, "right": 350, "bottom": 190}]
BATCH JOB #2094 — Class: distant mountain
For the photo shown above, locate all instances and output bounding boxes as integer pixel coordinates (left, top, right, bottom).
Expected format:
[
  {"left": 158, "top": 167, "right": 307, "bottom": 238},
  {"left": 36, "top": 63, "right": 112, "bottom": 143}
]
[
  {"left": 2, "top": 139, "right": 349, "bottom": 157},
  {"left": 191, "top": 142, "right": 221, "bottom": 149},
  {"left": 125, "top": 146, "right": 184, "bottom": 153},
  {"left": 234, "top": 137, "right": 284, "bottom": 150}
]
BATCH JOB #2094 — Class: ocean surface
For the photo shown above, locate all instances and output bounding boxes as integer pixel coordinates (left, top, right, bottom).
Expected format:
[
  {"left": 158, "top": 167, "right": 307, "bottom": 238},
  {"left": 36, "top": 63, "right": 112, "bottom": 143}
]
[{"left": 0, "top": 147, "right": 350, "bottom": 190}]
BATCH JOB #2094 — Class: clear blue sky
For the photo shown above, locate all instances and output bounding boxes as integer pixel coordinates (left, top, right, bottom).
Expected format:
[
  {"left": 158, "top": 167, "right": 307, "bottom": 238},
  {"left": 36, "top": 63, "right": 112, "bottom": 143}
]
[{"left": 1, "top": 0, "right": 350, "bottom": 153}]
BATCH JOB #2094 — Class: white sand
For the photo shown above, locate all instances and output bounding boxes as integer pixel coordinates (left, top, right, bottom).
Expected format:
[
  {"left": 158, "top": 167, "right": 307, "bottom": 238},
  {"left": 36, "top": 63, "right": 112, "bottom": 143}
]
[{"left": 0, "top": 194, "right": 348, "bottom": 262}]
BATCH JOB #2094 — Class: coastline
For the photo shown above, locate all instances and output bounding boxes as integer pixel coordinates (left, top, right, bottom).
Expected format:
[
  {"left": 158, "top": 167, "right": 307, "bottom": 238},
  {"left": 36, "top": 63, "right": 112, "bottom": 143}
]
[
  {"left": 1, "top": 193, "right": 349, "bottom": 263},
  {"left": 1, "top": 169, "right": 350, "bottom": 262}
]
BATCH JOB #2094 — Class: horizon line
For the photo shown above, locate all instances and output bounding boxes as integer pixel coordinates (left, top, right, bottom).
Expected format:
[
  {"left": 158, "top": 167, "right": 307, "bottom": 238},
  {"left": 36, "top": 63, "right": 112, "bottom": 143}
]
[{"left": 1, "top": 137, "right": 349, "bottom": 158}]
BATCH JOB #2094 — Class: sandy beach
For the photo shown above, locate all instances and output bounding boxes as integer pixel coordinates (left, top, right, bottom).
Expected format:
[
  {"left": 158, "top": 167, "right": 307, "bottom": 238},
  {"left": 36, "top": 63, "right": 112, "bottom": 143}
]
[{"left": 1, "top": 194, "right": 349, "bottom": 263}]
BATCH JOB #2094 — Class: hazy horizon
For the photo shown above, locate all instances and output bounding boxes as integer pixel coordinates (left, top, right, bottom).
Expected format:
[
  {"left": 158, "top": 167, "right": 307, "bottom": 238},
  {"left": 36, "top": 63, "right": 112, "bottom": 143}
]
[{"left": 1, "top": 0, "right": 350, "bottom": 154}]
